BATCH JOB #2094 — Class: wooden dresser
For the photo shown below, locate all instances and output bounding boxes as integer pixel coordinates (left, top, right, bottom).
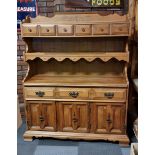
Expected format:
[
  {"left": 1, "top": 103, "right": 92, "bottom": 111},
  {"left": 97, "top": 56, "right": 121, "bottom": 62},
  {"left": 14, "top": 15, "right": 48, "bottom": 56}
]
[{"left": 21, "top": 13, "right": 130, "bottom": 145}]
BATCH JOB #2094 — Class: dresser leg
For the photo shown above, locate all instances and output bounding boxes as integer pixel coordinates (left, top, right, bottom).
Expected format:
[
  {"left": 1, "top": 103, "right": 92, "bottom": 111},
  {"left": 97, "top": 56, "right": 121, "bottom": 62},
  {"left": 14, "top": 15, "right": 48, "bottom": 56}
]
[{"left": 119, "top": 141, "right": 129, "bottom": 147}]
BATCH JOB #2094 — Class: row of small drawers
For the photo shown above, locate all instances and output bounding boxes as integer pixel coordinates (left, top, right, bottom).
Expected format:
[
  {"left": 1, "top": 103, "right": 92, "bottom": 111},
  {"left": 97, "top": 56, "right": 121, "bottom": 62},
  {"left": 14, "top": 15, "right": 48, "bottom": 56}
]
[
  {"left": 24, "top": 87, "right": 127, "bottom": 102},
  {"left": 21, "top": 23, "right": 129, "bottom": 36}
]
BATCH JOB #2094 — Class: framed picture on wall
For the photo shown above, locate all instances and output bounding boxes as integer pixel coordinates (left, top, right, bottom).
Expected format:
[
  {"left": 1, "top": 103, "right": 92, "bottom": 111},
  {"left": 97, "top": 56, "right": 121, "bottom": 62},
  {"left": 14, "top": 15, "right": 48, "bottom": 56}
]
[
  {"left": 65, "top": 0, "right": 127, "bottom": 10},
  {"left": 17, "top": 0, "right": 38, "bottom": 31}
]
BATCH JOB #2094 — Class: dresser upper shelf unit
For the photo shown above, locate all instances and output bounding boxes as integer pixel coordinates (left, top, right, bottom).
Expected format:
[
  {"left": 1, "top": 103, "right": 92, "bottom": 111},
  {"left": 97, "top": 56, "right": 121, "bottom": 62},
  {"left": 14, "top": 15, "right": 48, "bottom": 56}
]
[{"left": 21, "top": 13, "right": 130, "bottom": 37}]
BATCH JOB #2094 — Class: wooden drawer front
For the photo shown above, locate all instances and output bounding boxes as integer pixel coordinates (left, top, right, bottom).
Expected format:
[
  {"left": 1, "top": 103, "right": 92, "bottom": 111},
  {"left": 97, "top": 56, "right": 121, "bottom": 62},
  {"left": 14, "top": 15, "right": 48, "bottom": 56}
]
[
  {"left": 22, "top": 24, "right": 38, "bottom": 36},
  {"left": 93, "top": 24, "right": 110, "bottom": 35},
  {"left": 57, "top": 88, "right": 89, "bottom": 99},
  {"left": 57, "top": 25, "right": 73, "bottom": 36},
  {"left": 93, "top": 89, "right": 126, "bottom": 101},
  {"left": 24, "top": 87, "right": 54, "bottom": 99},
  {"left": 111, "top": 24, "right": 129, "bottom": 35},
  {"left": 39, "top": 25, "right": 56, "bottom": 36},
  {"left": 75, "top": 25, "right": 92, "bottom": 36}
]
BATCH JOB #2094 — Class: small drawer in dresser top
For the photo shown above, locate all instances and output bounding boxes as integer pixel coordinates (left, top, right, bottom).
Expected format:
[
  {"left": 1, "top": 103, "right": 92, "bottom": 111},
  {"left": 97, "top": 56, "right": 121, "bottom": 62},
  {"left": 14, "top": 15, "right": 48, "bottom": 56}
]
[
  {"left": 56, "top": 88, "right": 90, "bottom": 99},
  {"left": 75, "top": 25, "right": 92, "bottom": 36},
  {"left": 39, "top": 25, "right": 56, "bottom": 36},
  {"left": 24, "top": 87, "right": 55, "bottom": 99},
  {"left": 93, "top": 24, "right": 110, "bottom": 35},
  {"left": 111, "top": 23, "right": 129, "bottom": 35},
  {"left": 92, "top": 88, "right": 127, "bottom": 102},
  {"left": 22, "top": 24, "right": 38, "bottom": 36},
  {"left": 57, "top": 25, "right": 73, "bottom": 36}
]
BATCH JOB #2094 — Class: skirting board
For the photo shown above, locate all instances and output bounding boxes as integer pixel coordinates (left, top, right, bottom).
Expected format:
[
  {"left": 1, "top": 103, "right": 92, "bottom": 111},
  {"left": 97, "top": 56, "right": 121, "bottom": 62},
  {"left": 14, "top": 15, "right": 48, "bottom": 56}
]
[{"left": 23, "top": 131, "right": 129, "bottom": 146}]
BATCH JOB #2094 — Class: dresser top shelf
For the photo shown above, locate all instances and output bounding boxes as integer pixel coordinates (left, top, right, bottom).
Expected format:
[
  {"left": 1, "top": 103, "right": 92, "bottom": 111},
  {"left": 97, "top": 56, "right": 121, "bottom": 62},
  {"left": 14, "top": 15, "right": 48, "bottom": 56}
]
[
  {"left": 24, "top": 75, "right": 128, "bottom": 87},
  {"left": 25, "top": 52, "right": 129, "bottom": 62},
  {"left": 21, "top": 13, "right": 130, "bottom": 37}
]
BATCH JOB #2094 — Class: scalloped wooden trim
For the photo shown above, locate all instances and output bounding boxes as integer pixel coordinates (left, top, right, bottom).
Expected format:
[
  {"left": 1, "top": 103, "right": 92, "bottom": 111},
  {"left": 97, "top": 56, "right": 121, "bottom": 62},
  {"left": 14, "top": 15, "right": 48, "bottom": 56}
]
[{"left": 25, "top": 52, "right": 129, "bottom": 62}]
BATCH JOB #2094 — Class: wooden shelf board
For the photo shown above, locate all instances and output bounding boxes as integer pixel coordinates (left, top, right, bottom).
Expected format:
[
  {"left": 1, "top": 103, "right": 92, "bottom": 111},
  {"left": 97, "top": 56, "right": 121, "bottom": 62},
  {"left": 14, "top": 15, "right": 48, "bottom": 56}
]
[
  {"left": 25, "top": 52, "right": 129, "bottom": 62},
  {"left": 24, "top": 75, "right": 128, "bottom": 87}
]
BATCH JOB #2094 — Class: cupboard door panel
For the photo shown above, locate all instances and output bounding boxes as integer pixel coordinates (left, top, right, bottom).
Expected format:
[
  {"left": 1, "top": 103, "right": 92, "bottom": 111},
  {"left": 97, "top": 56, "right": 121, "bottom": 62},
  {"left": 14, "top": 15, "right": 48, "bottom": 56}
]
[
  {"left": 58, "top": 102, "right": 74, "bottom": 132},
  {"left": 42, "top": 103, "right": 56, "bottom": 131},
  {"left": 91, "top": 103, "right": 108, "bottom": 133},
  {"left": 109, "top": 104, "right": 126, "bottom": 134},
  {"left": 27, "top": 103, "right": 41, "bottom": 130},
  {"left": 75, "top": 103, "right": 89, "bottom": 132}
]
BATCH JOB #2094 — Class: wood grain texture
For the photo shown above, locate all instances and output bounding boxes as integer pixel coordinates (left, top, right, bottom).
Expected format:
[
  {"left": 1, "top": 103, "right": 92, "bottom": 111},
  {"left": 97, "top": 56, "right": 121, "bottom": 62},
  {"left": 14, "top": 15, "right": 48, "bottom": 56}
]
[
  {"left": 21, "top": 13, "right": 130, "bottom": 37},
  {"left": 22, "top": 12, "right": 130, "bottom": 144},
  {"left": 24, "top": 52, "right": 129, "bottom": 62},
  {"left": 23, "top": 130, "right": 129, "bottom": 145}
]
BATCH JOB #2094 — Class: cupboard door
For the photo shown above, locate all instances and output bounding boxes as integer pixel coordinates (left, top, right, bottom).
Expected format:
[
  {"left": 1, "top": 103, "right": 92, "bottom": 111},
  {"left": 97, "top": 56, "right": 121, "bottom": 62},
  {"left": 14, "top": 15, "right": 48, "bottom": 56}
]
[
  {"left": 58, "top": 102, "right": 89, "bottom": 133},
  {"left": 108, "top": 104, "right": 126, "bottom": 134},
  {"left": 26, "top": 102, "right": 56, "bottom": 131},
  {"left": 90, "top": 103, "right": 109, "bottom": 133}
]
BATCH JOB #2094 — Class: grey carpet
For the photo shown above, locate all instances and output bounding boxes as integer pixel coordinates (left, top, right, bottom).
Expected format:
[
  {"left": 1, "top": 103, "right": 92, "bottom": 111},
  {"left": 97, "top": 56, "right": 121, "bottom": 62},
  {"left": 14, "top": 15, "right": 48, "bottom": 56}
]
[
  {"left": 34, "top": 146, "right": 78, "bottom": 155},
  {"left": 18, "top": 122, "right": 130, "bottom": 155}
]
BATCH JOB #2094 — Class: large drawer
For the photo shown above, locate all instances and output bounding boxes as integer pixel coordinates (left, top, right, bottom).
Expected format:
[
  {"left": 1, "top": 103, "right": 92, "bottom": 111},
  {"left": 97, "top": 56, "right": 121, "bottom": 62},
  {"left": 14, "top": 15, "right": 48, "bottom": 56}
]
[
  {"left": 57, "top": 25, "right": 73, "bottom": 36},
  {"left": 24, "top": 87, "right": 55, "bottom": 99},
  {"left": 75, "top": 25, "right": 92, "bottom": 36},
  {"left": 92, "top": 88, "right": 127, "bottom": 102},
  {"left": 22, "top": 24, "right": 38, "bottom": 36},
  {"left": 111, "top": 23, "right": 129, "bottom": 35},
  {"left": 39, "top": 24, "right": 56, "bottom": 36},
  {"left": 93, "top": 24, "right": 110, "bottom": 35},
  {"left": 56, "top": 88, "right": 90, "bottom": 99}
]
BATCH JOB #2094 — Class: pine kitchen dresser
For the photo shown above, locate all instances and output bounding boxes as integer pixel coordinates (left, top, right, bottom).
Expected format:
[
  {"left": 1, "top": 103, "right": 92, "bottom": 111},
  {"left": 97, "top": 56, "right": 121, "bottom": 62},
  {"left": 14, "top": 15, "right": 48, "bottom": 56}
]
[{"left": 21, "top": 12, "right": 131, "bottom": 146}]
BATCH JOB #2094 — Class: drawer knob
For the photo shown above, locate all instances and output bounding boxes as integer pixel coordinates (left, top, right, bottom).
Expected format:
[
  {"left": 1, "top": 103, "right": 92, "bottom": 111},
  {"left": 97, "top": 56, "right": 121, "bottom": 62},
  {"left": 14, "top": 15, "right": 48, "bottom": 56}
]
[
  {"left": 64, "top": 28, "right": 67, "bottom": 32},
  {"left": 104, "top": 92, "right": 114, "bottom": 99},
  {"left": 46, "top": 28, "right": 49, "bottom": 32},
  {"left": 35, "top": 91, "right": 45, "bottom": 97},
  {"left": 69, "top": 91, "right": 79, "bottom": 98},
  {"left": 28, "top": 28, "right": 32, "bottom": 32},
  {"left": 119, "top": 27, "right": 123, "bottom": 31},
  {"left": 101, "top": 28, "right": 104, "bottom": 32},
  {"left": 82, "top": 28, "right": 85, "bottom": 32}
]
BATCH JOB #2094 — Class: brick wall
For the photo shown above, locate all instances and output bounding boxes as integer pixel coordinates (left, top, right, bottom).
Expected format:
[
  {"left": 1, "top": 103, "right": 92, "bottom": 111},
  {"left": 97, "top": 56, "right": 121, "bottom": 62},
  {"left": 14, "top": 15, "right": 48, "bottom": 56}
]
[{"left": 17, "top": 0, "right": 126, "bottom": 118}]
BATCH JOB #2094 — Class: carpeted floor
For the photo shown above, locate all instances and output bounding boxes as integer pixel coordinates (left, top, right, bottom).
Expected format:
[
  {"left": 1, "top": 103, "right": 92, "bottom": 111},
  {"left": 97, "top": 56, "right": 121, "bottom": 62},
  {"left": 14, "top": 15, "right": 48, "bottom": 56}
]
[{"left": 17, "top": 121, "right": 131, "bottom": 155}]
